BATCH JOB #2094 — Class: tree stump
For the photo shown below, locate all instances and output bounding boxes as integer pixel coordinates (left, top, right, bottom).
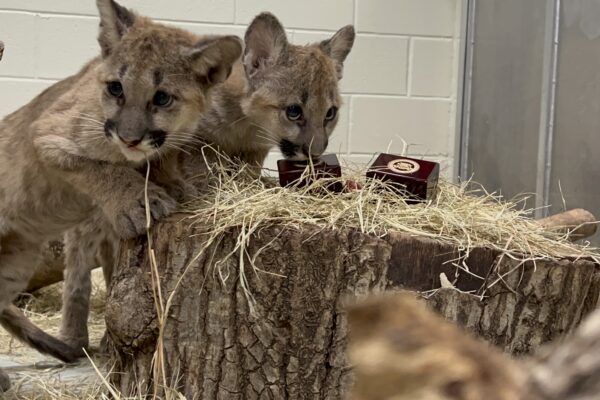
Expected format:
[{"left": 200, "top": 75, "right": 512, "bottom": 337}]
[{"left": 105, "top": 217, "right": 600, "bottom": 398}]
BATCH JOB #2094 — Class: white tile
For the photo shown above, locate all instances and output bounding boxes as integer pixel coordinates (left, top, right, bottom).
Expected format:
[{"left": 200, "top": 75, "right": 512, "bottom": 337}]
[
  {"left": 235, "top": 0, "right": 353, "bottom": 31},
  {"left": 0, "top": 1, "right": 97, "bottom": 15},
  {"left": 36, "top": 15, "right": 99, "bottom": 79},
  {"left": 165, "top": 21, "right": 245, "bottom": 38},
  {"left": 0, "top": 79, "right": 54, "bottom": 118},
  {"left": 0, "top": 12, "right": 36, "bottom": 78},
  {"left": 119, "top": 0, "right": 235, "bottom": 23},
  {"left": 293, "top": 32, "right": 408, "bottom": 95},
  {"left": 0, "top": 0, "right": 235, "bottom": 22},
  {"left": 410, "top": 39, "right": 454, "bottom": 97},
  {"left": 357, "top": 0, "right": 457, "bottom": 37},
  {"left": 350, "top": 96, "right": 452, "bottom": 155}
]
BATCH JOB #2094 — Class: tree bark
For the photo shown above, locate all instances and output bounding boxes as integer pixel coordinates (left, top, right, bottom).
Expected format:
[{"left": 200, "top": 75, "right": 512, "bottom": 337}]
[
  {"left": 105, "top": 217, "right": 600, "bottom": 398},
  {"left": 106, "top": 218, "right": 391, "bottom": 398}
]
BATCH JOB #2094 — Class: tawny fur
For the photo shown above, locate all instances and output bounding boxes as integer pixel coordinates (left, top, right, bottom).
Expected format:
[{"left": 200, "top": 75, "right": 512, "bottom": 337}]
[
  {"left": 57, "top": 12, "right": 356, "bottom": 355},
  {"left": 197, "top": 12, "right": 355, "bottom": 168},
  {"left": 0, "top": 0, "right": 241, "bottom": 389},
  {"left": 347, "top": 292, "right": 531, "bottom": 400}
]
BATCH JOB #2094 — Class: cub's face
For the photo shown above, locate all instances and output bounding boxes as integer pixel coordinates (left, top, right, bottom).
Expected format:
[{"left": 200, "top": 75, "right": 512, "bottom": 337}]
[
  {"left": 95, "top": 0, "right": 241, "bottom": 163},
  {"left": 99, "top": 48, "right": 206, "bottom": 164},
  {"left": 242, "top": 13, "right": 355, "bottom": 161},
  {"left": 245, "top": 47, "right": 343, "bottom": 161}
]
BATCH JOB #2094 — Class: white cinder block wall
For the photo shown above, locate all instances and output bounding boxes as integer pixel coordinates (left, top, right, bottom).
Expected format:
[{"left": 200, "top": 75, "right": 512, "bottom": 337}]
[{"left": 0, "top": 0, "right": 463, "bottom": 177}]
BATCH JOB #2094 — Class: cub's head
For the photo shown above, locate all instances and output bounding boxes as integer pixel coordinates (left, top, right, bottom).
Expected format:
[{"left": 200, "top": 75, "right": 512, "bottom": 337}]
[
  {"left": 242, "top": 13, "right": 355, "bottom": 161},
  {"left": 95, "top": 0, "right": 242, "bottom": 163}
]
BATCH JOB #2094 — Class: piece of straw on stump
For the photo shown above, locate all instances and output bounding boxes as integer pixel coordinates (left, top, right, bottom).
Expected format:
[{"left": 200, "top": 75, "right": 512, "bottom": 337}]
[{"left": 104, "top": 213, "right": 600, "bottom": 398}]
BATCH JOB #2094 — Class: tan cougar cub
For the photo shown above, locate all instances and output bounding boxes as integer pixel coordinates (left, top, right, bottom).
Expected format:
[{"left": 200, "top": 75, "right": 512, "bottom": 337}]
[
  {"left": 0, "top": 0, "right": 241, "bottom": 391},
  {"left": 200, "top": 12, "right": 355, "bottom": 167},
  {"left": 57, "top": 12, "right": 355, "bottom": 357}
]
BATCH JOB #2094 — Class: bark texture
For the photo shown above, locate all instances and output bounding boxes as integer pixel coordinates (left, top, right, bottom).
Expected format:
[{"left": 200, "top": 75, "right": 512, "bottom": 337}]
[
  {"left": 105, "top": 217, "right": 600, "bottom": 398},
  {"left": 106, "top": 218, "right": 390, "bottom": 398}
]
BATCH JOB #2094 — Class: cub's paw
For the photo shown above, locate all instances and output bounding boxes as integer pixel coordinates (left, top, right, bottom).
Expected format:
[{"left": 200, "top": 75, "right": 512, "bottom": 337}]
[
  {"left": 58, "top": 334, "right": 89, "bottom": 358},
  {"left": 164, "top": 179, "right": 199, "bottom": 203},
  {"left": 108, "top": 184, "right": 176, "bottom": 239}
]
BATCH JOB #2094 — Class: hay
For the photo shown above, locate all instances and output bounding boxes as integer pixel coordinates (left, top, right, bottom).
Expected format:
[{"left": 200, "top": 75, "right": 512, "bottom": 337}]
[
  {"left": 187, "top": 150, "right": 599, "bottom": 265},
  {"left": 0, "top": 270, "right": 108, "bottom": 400}
]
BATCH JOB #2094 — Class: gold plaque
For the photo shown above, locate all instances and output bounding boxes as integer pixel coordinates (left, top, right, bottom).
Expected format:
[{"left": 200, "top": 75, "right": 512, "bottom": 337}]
[{"left": 387, "top": 158, "right": 420, "bottom": 174}]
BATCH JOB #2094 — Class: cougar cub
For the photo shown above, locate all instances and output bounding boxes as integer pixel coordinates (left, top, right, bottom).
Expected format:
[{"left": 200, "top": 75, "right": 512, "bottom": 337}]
[
  {"left": 57, "top": 12, "right": 355, "bottom": 356},
  {"left": 0, "top": 0, "right": 241, "bottom": 390},
  {"left": 200, "top": 12, "right": 355, "bottom": 167}
]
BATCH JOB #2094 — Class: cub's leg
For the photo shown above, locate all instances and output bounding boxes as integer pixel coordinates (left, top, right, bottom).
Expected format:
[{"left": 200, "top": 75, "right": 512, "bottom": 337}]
[
  {"left": 60, "top": 213, "right": 117, "bottom": 354},
  {"left": 0, "top": 231, "right": 79, "bottom": 391},
  {"left": 59, "top": 227, "right": 96, "bottom": 354},
  {"left": 97, "top": 235, "right": 118, "bottom": 353}
]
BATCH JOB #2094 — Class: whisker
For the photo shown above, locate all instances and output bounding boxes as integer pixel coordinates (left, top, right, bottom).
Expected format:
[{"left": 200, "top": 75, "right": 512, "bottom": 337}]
[
  {"left": 209, "top": 115, "right": 250, "bottom": 137},
  {"left": 164, "top": 143, "right": 191, "bottom": 155}
]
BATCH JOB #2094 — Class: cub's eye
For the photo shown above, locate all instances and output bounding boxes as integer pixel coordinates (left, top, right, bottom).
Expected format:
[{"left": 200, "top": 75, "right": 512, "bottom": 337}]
[
  {"left": 325, "top": 107, "right": 338, "bottom": 121},
  {"left": 153, "top": 91, "right": 173, "bottom": 107},
  {"left": 107, "top": 81, "right": 123, "bottom": 98},
  {"left": 286, "top": 104, "right": 303, "bottom": 121}
]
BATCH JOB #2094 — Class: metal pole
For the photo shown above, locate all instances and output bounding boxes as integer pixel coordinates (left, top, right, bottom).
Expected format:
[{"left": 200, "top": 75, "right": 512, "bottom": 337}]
[
  {"left": 458, "top": 0, "right": 476, "bottom": 181},
  {"left": 535, "top": 0, "right": 561, "bottom": 218}
]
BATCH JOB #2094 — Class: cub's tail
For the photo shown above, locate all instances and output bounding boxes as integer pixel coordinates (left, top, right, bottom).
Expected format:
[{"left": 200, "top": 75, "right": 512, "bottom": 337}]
[{"left": 0, "top": 305, "right": 81, "bottom": 363}]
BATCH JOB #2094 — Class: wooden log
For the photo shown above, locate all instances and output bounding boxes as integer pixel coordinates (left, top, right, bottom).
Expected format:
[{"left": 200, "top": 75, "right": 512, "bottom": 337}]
[
  {"left": 537, "top": 208, "right": 597, "bottom": 241},
  {"left": 22, "top": 207, "right": 596, "bottom": 294},
  {"left": 528, "top": 308, "right": 600, "bottom": 399},
  {"left": 106, "top": 220, "right": 391, "bottom": 398},
  {"left": 428, "top": 257, "right": 600, "bottom": 354},
  {"left": 105, "top": 217, "right": 600, "bottom": 398}
]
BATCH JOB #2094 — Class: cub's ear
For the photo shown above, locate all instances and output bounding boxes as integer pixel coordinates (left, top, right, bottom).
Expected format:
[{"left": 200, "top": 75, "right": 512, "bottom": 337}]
[
  {"left": 188, "top": 36, "right": 243, "bottom": 86},
  {"left": 320, "top": 25, "right": 355, "bottom": 80},
  {"left": 243, "top": 12, "right": 289, "bottom": 81},
  {"left": 96, "top": 0, "right": 137, "bottom": 58}
]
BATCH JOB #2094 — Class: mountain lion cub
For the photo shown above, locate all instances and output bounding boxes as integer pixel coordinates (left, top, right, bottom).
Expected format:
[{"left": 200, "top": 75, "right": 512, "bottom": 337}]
[
  {"left": 57, "top": 11, "right": 355, "bottom": 356},
  {"left": 0, "top": 0, "right": 241, "bottom": 390},
  {"left": 201, "top": 12, "right": 355, "bottom": 167}
]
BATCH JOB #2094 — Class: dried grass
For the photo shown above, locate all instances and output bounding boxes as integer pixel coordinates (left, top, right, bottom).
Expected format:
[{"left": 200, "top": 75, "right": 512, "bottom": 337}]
[{"left": 186, "top": 148, "right": 599, "bottom": 267}]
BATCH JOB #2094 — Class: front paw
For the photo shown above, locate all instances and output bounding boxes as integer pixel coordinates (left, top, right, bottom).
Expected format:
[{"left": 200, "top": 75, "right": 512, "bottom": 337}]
[
  {"left": 108, "top": 185, "right": 176, "bottom": 239},
  {"left": 164, "top": 179, "right": 198, "bottom": 203},
  {"left": 58, "top": 334, "right": 88, "bottom": 358}
]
